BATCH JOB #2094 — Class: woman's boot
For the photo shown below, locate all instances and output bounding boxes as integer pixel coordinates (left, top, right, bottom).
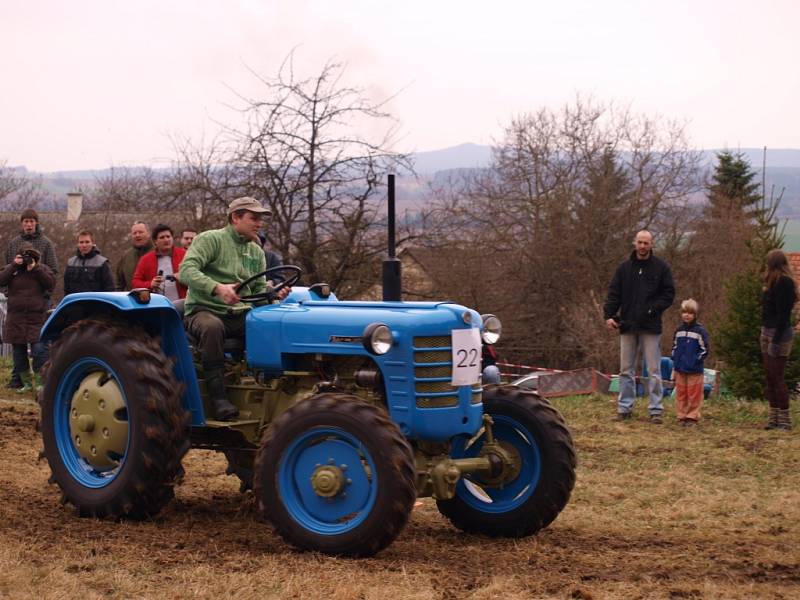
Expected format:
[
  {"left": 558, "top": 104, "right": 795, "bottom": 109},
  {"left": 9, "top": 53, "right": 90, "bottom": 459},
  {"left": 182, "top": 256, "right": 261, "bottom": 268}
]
[
  {"left": 776, "top": 408, "right": 792, "bottom": 431},
  {"left": 764, "top": 406, "right": 779, "bottom": 430}
]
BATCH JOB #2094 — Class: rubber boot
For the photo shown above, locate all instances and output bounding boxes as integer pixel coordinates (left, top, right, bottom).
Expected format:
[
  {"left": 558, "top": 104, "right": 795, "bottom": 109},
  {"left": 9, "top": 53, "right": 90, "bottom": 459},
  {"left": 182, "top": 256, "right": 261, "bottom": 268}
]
[
  {"left": 205, "top": 369, "right": 238, "bottom": 421},
  {"left": 16, "top": 372, "right": 33, "bottom": 394},
  {"left": 764, "top": 407, "right": 779, "bottom": 430},
  {"left": 776, "top": 408, "right": 792, "bottom": 431},
  {"left": 5, "top": 373, "right": 22, "bottom": 389},
  {"left": 32, "top": 372, "right": 43, "bottom": 393}
]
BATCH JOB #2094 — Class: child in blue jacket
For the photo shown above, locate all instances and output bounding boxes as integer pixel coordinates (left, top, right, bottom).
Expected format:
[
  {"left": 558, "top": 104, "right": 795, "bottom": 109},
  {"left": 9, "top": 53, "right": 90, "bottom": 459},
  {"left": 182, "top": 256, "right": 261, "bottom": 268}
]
[{"left": 671, "top": 299, "right": 709, "bottom": 425}]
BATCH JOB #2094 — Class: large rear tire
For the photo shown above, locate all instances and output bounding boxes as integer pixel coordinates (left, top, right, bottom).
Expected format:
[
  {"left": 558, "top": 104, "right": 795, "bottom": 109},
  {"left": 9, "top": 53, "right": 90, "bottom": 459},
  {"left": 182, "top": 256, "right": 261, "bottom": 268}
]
[
  {"left": 254, "top": 393, "right": 416, "bottom": 557},
  {"left": 436, "top": 386, "right": 576, "bottom": 536},
  {"left": 40, "top": 319, "right": 189, "bottom": 519}
]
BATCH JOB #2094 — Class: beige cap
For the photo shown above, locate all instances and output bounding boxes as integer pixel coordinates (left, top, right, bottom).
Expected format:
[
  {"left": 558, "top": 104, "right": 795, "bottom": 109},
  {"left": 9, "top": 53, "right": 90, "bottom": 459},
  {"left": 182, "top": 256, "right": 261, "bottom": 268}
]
[{"left": 227, "top": 196, "right": 272, "bottom": 216}]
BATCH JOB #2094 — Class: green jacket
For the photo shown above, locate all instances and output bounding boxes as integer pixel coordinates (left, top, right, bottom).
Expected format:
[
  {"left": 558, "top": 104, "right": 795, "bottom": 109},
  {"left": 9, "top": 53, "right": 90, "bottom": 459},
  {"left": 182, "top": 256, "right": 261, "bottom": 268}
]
[
  {"left": 179, "top": 224, "right": 266, "bottom": 316},
  {"left": 115, "top": 242, "right": 153, "bottom": 291}
]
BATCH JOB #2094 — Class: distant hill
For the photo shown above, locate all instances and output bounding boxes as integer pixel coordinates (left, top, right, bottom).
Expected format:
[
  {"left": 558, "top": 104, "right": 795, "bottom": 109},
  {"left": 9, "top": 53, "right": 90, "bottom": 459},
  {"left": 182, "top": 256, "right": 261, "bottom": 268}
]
[
  {"left": 10, "top": 144, "right": 800, "bottom": 218},
  {"left": 409, "top": 143, "right": 493, "bottom": 174}
]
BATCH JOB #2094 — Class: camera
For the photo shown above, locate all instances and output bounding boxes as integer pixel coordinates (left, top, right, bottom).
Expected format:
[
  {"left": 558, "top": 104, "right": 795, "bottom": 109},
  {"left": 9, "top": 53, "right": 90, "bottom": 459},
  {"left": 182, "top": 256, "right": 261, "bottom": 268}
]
[
  {"left": 165, "top": 275, "right": 176, "bottom": 282},
  {"left": 21, "top": 251, "right": 35, "bottom": 266}
]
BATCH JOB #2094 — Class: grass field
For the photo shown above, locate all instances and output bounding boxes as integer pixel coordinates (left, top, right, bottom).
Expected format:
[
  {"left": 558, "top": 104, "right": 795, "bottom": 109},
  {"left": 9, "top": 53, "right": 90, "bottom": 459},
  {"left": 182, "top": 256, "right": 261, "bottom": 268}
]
[{"left": 0, "top": 389, "right": 798, "bottom": 599}]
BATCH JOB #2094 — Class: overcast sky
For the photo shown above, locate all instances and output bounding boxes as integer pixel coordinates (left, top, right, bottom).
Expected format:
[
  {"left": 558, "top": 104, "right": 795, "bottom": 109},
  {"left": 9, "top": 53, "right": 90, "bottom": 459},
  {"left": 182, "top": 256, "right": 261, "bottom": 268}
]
[{"left": 2, "top": 0, "right": 798, "bottom": 172}]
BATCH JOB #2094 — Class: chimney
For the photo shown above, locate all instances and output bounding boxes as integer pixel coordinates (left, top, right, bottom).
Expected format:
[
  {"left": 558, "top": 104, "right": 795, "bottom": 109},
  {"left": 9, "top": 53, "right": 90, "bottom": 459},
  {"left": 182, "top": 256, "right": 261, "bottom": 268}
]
[{"left": 66, "top": 192, "right": 83, "bottom": 222}]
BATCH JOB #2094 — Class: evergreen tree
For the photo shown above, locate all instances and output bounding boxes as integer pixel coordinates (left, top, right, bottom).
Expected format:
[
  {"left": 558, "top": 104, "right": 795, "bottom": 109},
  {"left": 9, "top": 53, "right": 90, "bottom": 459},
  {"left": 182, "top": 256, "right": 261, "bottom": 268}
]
[
  {"left": 713, "top": 156, "right": 800, "bottom": 399},
  {"left": 706, "top": 150, "right": 762, "bottom": 219}
]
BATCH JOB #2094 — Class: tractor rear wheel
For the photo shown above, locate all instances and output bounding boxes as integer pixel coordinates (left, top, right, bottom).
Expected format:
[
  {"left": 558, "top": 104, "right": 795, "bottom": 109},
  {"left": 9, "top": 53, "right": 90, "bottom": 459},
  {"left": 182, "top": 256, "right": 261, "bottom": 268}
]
[
  {"left": 436, "top": 386, "right": 576, "bottom": 537},
  {"left": 254, "top": 393, "right": 416, "bottom": 557},
  {"left": 40, "top": 319, "right": 189, "bottom": 519}
]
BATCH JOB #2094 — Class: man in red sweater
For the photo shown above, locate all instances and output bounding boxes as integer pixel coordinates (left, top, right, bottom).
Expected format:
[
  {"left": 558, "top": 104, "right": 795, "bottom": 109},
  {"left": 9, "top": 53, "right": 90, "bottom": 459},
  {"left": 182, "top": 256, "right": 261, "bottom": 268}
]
[{"left": 132, "top": 223, "right": 187, "bottom": 300}]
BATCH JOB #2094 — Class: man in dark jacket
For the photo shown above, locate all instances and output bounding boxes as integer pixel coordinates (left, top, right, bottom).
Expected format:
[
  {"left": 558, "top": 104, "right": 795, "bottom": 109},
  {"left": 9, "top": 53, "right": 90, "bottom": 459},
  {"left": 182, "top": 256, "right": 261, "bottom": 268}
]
[
  {"left": 115, "top": 221, "right": 153, "bottom": 291},
  {"left": 0, "top": 244, "right": 55, "bottom": 393},
  {"left": 4, "top": 208, "right": 59, "bottom": 276},
  {"left": 3, "top": 208, "right": 58, "bottom": 388},
  {"left": 64, "top": 230, "right": 115, "bottom": 295},
  {"left": 603, "top": 230, "right": 675, "bottom": 422}
]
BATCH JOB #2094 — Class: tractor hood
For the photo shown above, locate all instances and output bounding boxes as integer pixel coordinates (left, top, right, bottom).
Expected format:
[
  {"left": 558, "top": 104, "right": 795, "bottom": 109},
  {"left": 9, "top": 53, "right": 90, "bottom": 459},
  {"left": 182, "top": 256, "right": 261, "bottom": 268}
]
[{"left": 246, "top": 298, "right": 482, "bottom": 370}]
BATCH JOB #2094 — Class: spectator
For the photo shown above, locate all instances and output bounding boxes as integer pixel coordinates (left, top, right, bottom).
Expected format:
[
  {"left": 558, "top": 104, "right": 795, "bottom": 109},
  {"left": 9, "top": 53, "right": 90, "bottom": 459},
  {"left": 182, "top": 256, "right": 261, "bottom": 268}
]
[
  {"left": 257, "top": 229, "right": 284, "bottom": 280},
  {"left": 3, "top": 208, "right": 58, "bottom": 389},
  {"left": 4, "top": 208, "right": 59, "bottom": 276},
  {"left": 131, "top": 224, "right": 187, "bottom": 301},
  {"left": 0, "top": 244, "right": 55, "bottom": 393},
  {"left": 63, "top": 230, "right": 115, "bottom": 295},
  {"left": 116, "top": 221, "right": 153, "bottom": 291},
  {"left": 482, "top": 343, "right": 501, "bottom": 384},
  {"left": 761, "top": 249, "right": 797, "bottom": 431},
  {"left": 603, "top": 230, "right": 675, "bottom": 423},
  {"left": 670, "top": 299, "right": 709, "bottom": 426},
  {"left": 179, "top": 197, "right": 291, "bottom": 420},
  {"left": 180, "top": 228, "right": 198, "bottom": 249}
]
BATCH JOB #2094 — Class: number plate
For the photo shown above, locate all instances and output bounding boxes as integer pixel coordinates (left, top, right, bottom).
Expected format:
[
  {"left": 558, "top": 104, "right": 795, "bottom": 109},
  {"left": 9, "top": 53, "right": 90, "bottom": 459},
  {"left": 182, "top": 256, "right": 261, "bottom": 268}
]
[{"left": 451, "top": 328, "right": 482, "bottom": 386}]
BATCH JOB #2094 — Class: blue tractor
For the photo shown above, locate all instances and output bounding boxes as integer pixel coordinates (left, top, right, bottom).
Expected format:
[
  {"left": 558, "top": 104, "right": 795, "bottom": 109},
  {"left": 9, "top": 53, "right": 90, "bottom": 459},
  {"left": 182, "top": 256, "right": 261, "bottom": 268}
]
[
  {"left": 38, "top": 268, "right": 576, "bottom": 557},
  {"left": 39, "top": 179, "right": 575, "bottom": 557}
]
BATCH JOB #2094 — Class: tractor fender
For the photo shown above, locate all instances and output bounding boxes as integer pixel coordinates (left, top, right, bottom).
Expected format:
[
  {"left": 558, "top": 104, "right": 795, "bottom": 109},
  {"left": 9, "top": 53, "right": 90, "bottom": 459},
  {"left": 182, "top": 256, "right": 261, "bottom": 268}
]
[{"left": 41, "top": 292, "right": 205, "bottom": 425}]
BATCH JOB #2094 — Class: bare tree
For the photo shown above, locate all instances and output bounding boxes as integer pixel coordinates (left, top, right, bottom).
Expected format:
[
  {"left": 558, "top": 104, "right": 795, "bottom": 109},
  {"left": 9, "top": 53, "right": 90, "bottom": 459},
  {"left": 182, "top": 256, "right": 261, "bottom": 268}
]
[
  {"left": 0, "top": 161, "right": 47, "bottom": 211},
  {"left": 420, "top": 98, "right": 701, "bottom": 369},
  {"left": 161, "top": 135, "right": 243, "bottom": 231},
  {"left": 224, "top": 55, "right": 412, "bottom": 296}
]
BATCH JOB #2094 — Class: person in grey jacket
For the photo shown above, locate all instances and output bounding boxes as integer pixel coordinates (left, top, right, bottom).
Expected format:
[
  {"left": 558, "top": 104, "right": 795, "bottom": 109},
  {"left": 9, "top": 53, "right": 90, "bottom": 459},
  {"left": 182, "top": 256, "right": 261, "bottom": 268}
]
[{"left": 63, "top": 230, "right": 115, "bottom": 295}]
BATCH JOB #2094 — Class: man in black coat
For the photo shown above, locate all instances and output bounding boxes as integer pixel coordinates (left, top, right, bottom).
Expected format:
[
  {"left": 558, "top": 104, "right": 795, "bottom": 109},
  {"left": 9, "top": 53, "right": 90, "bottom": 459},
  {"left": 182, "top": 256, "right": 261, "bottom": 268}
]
[
  {"left": 63, "top": 230, "right": 115, "bottom": 295},
  {"left": 603, "top": 230, "right": 675, "bottom": 423}
]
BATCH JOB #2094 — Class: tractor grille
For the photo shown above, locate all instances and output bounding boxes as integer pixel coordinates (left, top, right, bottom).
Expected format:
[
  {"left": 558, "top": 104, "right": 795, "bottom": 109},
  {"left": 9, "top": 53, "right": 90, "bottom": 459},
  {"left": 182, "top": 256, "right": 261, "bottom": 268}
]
[
  {"left": 413, "top": 335, "right": 482, "bottom": 408},
  {"left": 413, "top": 335, "right": 451, "bottom": 348},
  {"left": 414, "top": 350, "right": 451, "bottom": 363}
]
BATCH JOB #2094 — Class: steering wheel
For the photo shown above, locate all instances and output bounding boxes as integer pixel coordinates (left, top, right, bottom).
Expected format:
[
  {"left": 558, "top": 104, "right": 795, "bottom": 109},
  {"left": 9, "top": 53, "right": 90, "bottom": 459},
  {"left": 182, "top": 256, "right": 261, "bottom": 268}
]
[{"left": 235, "top": 265, "right": 302, "bottom": 302}]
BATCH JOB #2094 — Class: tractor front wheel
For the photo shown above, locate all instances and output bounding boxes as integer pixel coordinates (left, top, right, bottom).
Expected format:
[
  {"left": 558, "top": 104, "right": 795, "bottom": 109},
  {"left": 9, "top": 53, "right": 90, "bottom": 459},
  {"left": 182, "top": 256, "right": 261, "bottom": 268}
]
[
  {"left": 254, "top": 393, "right": 416, "bottom": 557},
  {"left": 437, "top": 386, "right": 576, "bottom": 537}
]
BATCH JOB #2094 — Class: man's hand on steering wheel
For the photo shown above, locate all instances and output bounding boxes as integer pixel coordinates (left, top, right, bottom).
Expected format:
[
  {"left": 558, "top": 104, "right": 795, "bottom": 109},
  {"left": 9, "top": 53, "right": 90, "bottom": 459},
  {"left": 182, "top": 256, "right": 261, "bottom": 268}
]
[{"left": 235, "top": 265, "right": 302, "bottom": 303}]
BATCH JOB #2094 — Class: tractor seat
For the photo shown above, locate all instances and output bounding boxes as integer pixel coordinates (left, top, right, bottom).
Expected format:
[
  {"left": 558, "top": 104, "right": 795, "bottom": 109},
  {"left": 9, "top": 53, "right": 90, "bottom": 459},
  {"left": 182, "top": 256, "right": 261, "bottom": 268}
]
[{"left": 172, "top": 299, "right": 246, "bottom": 357}]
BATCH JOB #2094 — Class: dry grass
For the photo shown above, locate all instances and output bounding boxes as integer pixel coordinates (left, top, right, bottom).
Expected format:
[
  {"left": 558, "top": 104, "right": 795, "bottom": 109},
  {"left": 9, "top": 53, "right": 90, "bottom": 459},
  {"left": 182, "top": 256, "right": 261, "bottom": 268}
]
[{"left": 0, "top": 390, "right": 798, "bottom": 599}]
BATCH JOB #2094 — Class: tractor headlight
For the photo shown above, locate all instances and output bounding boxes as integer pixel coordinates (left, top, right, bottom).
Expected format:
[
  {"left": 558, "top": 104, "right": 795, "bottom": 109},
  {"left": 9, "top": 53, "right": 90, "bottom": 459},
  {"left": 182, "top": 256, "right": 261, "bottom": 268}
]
[
  {"left": 481, "top": 314, "right": 502, "bottom": 344},
  {"left": 363, "top": 323, "right": 393, "bottom": 355}
]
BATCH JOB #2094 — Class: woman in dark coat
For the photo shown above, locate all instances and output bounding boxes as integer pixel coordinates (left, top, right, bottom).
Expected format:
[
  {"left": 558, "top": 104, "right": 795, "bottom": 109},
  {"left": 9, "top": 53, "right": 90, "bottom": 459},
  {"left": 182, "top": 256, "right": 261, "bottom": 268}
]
[
  {"left": 761, "top": 249, "right": 797, "bottom": 430},
  {"left": 0, "top": 243, "right": 55, "bottom": 392}
]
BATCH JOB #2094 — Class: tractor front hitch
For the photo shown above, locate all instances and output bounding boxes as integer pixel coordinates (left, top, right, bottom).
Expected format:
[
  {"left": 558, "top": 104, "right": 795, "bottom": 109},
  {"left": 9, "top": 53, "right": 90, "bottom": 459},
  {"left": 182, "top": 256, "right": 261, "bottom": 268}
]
[{"left": 418, "top": 415, "right": 522, "bottom": 500}]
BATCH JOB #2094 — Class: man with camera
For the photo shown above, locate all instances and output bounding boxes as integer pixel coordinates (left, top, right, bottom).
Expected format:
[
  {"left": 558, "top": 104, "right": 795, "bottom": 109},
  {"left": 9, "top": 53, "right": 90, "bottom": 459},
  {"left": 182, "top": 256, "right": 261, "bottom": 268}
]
[
  {"left": 3, "top": 208, "right": 58, "bottom": 389},
  {"left": 179, "top": 197, "right": 291, "bottom": 420},
  {"left": 0, "top": 243, "right": 55, "bottom": 393},
  {"left": 131, "top": 223, "right": 187, "bottom": 301}
]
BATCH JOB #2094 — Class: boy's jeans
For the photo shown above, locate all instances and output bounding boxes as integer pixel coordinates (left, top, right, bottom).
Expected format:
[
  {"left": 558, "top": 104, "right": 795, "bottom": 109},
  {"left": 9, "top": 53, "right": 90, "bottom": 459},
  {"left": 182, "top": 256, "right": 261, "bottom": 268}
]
[{"left": 618, "top": 332, "right": 662, "bottom": 416}]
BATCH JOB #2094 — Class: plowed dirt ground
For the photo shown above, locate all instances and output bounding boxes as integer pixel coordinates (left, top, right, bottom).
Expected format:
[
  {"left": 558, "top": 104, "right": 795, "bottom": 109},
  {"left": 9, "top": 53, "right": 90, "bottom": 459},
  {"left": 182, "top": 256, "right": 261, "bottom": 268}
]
[{"left": 1, "top": 394, "right": 798, "bottom": 599}]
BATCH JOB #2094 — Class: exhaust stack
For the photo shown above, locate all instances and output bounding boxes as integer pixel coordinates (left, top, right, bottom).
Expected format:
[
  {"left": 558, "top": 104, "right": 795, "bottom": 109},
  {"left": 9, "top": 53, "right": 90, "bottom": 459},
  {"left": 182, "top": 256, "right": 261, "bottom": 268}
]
[{"left": 382, "top": 174, "right": 402, "bottom": 301}]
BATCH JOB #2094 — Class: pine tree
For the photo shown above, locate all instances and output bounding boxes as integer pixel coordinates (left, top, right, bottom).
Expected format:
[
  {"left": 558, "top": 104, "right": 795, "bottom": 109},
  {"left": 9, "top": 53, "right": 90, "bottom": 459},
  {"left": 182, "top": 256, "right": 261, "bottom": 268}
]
[
  {"left": 712, "top": 154, "right": 800, "bottom": 398},
  {"left": 706, "top": 150, "right": 762, "bottom": 219}
]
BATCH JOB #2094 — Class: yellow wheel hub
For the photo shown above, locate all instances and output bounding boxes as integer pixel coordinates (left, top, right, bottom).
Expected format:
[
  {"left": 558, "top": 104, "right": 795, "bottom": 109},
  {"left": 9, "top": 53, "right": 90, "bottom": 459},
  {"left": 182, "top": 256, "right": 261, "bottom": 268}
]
[
  {"left": 310, "top": 465, "right": 345, "bottom": 498},
  {"left": 69, "top": 371, "right": 128, "bottom": 469}
]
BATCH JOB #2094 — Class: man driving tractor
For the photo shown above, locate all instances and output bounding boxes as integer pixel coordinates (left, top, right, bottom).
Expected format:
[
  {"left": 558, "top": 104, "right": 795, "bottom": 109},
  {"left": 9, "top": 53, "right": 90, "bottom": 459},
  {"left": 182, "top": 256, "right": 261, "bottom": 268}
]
[{"left": 179, "top": 197, "right": 291, "bottom": 420}]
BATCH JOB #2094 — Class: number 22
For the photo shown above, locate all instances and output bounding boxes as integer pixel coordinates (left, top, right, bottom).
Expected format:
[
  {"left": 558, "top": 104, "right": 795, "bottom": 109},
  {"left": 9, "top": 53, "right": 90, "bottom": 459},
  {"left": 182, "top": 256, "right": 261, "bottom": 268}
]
[{"left": 456, "top": 348, "right": 478, "bottom": 368}]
